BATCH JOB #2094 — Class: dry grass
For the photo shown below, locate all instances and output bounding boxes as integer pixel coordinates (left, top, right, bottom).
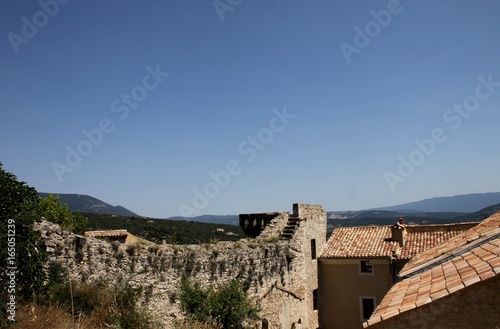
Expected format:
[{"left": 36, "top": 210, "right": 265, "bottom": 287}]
[
  {"left": 12, "top": 303, "right": 223, "bottom": 329},
  {"left": 12, "top": 303, "right": 102, "bottom": 329},
  {"left": 174, "top": 319, "right": 223, "bottom": 329},
  {"left": 12, "top": 299, "right": 143, "bottom": 329}
]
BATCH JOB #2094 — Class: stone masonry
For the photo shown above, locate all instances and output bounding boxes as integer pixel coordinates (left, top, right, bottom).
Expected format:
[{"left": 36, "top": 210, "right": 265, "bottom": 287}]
[{"left": 36, "top": 203, "right": 327, "bottom": 328}]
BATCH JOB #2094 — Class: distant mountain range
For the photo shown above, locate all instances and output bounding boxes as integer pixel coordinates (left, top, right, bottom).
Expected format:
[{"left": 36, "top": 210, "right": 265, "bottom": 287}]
[
  {"left": 327, "top": 192, "right": 500, "bottom": 229},
  {"left": 167, "top": 215, "right": 239, "bottom": 226},
  {"left": 40, "top": 191, "right": 500, "bottom": 227},
  {"left": 327, "top": 202, "right": 500, "bottom": 229},
  {"left": 373, "top": 192, "right": 500, "bottom": 213},
  {"left": 38, "top": 193, "right": 139, "bottom": 217}
]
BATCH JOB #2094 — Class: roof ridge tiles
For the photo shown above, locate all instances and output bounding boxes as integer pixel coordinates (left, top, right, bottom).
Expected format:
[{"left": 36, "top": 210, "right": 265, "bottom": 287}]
[{"left": 400, "top": 229, "right": 500, "bottom": 278}]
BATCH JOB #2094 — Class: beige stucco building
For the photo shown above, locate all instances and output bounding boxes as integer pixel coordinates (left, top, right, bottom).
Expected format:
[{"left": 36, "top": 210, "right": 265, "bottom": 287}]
[
  {"left": 364, "top": 212, "right": 500, "bottom": 329},
  {"left": 318, "top": 220, "right": 477, "bottom": 329}
]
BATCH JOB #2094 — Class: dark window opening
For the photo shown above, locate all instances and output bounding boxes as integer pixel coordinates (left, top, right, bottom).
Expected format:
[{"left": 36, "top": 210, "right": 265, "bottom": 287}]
[
  {"left": 361, "top": 260, "right": 373, "bottom": 273},
  {"left": 262, "top": 319, "right": 269, "bottom": 329},
  {"left": 311, "top": 239, "right": 317, "bottom": 260},
  {"left": 361, "top": 298, "right": 375, "bottom": 320},
  {"left": 313, "top": 289, "right": 318, "bottom": 311}
]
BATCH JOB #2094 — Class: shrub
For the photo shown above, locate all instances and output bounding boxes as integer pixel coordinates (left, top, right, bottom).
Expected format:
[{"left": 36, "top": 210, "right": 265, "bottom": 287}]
[
  {"left": 37, "top": 194, "right": 88, "bottom": 234},
  {"left": 13, "top": 303, "right": 97, "bottom": 329},
  {"left": 178, "top": 277, "right": 209, "bottom": 320},
  {"left": 178, "top": 277, "right": 259, "bottom": 329},
  {"left": 0, "top": 162, "right": 46, "bottom": 320},
  {"left": 47, "top": 281, "right": 153, "bottom": 329}
]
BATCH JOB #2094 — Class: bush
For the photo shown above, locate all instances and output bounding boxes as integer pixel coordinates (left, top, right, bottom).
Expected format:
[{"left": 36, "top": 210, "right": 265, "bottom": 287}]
[
  {"left": 37, "top": 194, "right": 88, "bottom": 234},
  {"left": 13, "top": 303, "right": 97, "bottom": 329},
  {"left": 47, "top": 281, "right": 154, "bottom": 329},
  {"left": 0, "top": 162, "right": 46, "bottom": 322},
  {"left": 178, "top": 277, "right": 259, "bottom": 329}
]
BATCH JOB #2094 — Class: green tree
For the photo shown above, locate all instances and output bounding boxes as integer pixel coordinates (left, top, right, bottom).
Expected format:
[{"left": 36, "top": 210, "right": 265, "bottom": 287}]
[
  {"left": 0, "top": 162, "right": 46, "bottom": 317},
  {"left": 179, "top": 277, "right": 209, "bottom": 321},
  {"left": 166, "top": 226, "right": 178, "bottom": 244},
  {"left": 71, "top": 211, "right": 89, "bottom": 235},
  {"left": 178, "top": 277, "right": 259, "bottom": 328},
  {"left": 37, "top": 194, "right": 72, "bottom": 227},
  {"left": 37, "top": 194, "right": 88, "bottom": 234},
  {"left": 210, "top": 279, "right": 259, "bottom": 327}
]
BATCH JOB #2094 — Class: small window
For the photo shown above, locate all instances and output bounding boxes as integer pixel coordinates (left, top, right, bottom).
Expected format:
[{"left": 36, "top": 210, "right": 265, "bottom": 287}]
[
  {"left": 360, "top": 260, "right": 373, "bottom": 273},
  {"left": 361, "top": 297, "right": 376, "bottom": 320},
  {"left": 311, "top": 239, "right": 316, "bottom": 260},
  {"left": 313, "top": 289, "right": 318, "bottom": 310}
]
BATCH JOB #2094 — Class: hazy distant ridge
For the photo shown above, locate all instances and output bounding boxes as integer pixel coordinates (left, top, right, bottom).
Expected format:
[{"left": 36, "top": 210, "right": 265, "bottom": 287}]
[
  {"left": 167, "top": 215, "right": 239, "bottom": 226},
  {"left": 374, "top": 192, "right": 500, "bottom": 213},
  {"left": 40, "top": 191, "right": 500, "bottom": 225}
]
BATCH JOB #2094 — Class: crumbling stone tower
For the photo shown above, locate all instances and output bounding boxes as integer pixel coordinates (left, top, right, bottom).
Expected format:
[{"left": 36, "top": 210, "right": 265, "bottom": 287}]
[{"left": 239, "top": 203, "right": 327, "bottom": 328}]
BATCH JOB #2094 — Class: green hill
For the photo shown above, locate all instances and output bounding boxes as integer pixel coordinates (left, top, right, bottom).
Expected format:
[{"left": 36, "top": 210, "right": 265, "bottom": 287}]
[
  {"left": 39, "top": 193, "right": 139, "bottom": 217},
  {"left": 83, "top": 213, "right": 244, "bottom": 245}
]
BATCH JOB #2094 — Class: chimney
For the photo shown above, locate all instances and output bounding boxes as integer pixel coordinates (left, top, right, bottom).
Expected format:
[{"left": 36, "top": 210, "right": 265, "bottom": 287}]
[{"left": 391, "top": 218, "right": 406, "bottom": 247}]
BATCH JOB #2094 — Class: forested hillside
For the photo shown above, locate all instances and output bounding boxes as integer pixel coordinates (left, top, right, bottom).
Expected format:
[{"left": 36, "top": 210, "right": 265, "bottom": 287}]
[{"left": 83, "top": 213, "right": 244, "bottom": 244}]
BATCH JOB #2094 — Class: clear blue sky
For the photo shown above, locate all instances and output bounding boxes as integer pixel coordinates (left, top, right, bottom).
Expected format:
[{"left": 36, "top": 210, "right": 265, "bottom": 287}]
[{"left": 1, "top": 0, "right": 499, "bottom": 218}]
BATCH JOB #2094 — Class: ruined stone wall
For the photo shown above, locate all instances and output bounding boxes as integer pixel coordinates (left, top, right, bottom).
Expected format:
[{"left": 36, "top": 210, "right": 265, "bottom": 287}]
[{"left": 36, "top": 204, "right": 327, "bottom": 329}]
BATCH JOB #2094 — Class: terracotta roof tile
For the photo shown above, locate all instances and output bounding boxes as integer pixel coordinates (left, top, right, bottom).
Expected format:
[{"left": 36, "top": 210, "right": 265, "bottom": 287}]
[
  {"left": 364, "top": 213, "right": 500, "bottom": 327},
  {"left": 320, "top": 222, "right": 476, "bottom": 259},
  {"left": 400, "top": 213, "right": 500, "bottom": 276}
]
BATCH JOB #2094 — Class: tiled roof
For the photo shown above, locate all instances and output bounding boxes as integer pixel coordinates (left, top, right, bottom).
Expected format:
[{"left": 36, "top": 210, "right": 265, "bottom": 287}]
[
  {"left": 320, "top": 222, "right": 476, "bottom": 260},
  {"left": 363, "top": 213, "right": 500, "bottom": 328},
  {"left": 400, "top": 212, "right": 500, "bottom": 276},
  {"left": 85, "top": 230, "right": 128, "bottom": 238}
]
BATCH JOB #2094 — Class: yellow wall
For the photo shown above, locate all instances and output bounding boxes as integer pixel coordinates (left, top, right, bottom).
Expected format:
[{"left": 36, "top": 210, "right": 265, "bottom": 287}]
[{"left": 318, "top": 259, "right": 397, "bottom": 329}]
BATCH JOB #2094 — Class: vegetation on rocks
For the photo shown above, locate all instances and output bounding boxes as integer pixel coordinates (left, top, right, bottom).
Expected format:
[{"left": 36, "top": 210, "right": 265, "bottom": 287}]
[
  {"left": 0, "top": 163, "right": 154, "bottom": 328},
  {"left": 1, "top": 163, "right": 258, "bottom": 328}
]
